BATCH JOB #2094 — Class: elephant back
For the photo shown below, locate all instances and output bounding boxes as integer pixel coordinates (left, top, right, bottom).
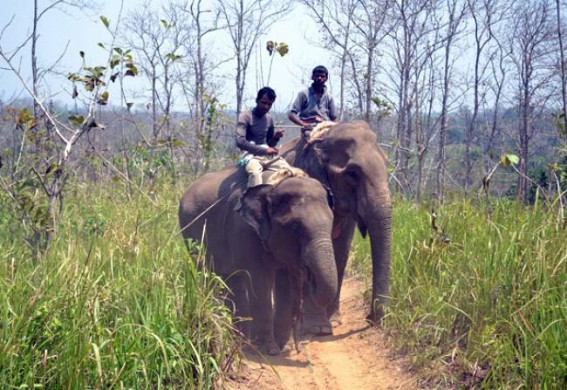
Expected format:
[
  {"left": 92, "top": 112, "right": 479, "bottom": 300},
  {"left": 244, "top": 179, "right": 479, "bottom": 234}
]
[{"left": 178, "top": 166, "right": 247, "bottom": 239}]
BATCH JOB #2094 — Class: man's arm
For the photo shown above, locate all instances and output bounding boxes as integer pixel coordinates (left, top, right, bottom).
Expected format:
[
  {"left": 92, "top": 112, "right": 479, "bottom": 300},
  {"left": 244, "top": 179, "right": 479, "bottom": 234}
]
[
  {"left": 266, "top": 119, "right": 283, "bottom": 147},
  {"left": 288, "top": 91, "right": 314, "bottom": 130},
  {"left": 288, "top": 111, "right": 312, "bottom": 129},
  {"left": 327, "top": 96, "right": 339, "bottom": 122}
]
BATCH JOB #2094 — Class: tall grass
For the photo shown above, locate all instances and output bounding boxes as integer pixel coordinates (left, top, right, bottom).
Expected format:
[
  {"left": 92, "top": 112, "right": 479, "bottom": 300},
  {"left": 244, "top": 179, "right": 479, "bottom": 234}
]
[
  {"left": 0, "top": 181, "right": 239, "bottom": 388},
  {"left": 351, "top": 196, "right": 567, "bottom": 389}
]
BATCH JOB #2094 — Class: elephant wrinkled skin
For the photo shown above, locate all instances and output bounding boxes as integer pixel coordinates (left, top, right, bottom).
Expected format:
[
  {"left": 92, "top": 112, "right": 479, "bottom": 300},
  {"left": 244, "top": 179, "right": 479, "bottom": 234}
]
[
  {"left": 178, "top": 167, "right": 338, "bottom": 355},
  {"left": 280, "top": 120, "right": 392, "bottom": 333}
]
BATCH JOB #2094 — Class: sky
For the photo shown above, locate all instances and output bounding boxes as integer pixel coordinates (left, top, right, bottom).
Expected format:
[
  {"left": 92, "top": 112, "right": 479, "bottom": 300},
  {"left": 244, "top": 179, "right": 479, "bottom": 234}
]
[{"left": 0, "top": 0, "right": 333, "bottom": 113}]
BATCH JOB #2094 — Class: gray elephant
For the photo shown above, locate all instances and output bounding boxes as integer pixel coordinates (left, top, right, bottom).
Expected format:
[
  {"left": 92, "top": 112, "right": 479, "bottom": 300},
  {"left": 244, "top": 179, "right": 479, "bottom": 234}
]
[
  {"left": 178, "top": 167, "right": 338, "bottom": 355},
  {"left": 279, "top": 120, "right": 392, "bottom": 334}
]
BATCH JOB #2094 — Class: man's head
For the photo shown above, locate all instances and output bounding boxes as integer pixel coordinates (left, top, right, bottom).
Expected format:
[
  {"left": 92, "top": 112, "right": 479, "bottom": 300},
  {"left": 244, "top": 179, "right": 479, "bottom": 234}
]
[
  {"left": 311, "top": 65, "right": 329, "bottom": 86},
  {"left": 255, "top": 86, "right": 277, "bottom": 116}
]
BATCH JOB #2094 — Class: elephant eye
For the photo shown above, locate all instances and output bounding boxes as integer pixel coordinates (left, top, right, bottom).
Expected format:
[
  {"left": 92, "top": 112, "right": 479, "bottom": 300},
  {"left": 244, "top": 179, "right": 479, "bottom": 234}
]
[
  {"left": 290, "top": 221, "right": 302, "bottom": 233},
  {"left": 345, "top": 168, "right": 360, "bottom": 184}
]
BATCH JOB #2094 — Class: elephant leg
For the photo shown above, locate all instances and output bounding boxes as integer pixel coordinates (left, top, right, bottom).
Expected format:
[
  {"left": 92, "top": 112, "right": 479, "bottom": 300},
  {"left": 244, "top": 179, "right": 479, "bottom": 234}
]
[
  {"left": 327, "top": 218, "right": 356, "bottom": 324},
  {"left": 225, "top": 274, "right": 251, "bottom": 339},
  {"left": 273, "top": 270, "right": 293, "bottom": 349},
  {"left": 247, "top": 268, "right": 280, "bottom": 355},
  {"left": 299, "top": 289, "right": 333, "bottom": 337}
]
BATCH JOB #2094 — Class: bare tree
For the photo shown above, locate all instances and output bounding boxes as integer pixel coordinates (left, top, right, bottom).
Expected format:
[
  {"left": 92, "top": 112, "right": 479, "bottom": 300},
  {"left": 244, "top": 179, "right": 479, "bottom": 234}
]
[
  {"left": 218, "top": 0, "right": 291, "bottom": 118},
  {"left": 352, "top": 0, "right": 395, "bottom": 121},
  {"left": 123, "top": 1, "right": 184, "bottom": 143},
  {"left": 464, "top": 0, "right": 515, "bottom": 195},
  {"left": 172, "top": 0, "right": 226, "bottom": 174},
  {"left": 177, "top": 0, "right": 220, "bottom": 124},
  {"left": 385, "top": 0, "right": 438, "bottom": 197},
  {"left": 435, "top": 0, "right": 469, "bottom": 201},
  {"left": 555, "top": 0, "right": 567, "bottom": 141},
  {"left": 464, "top": 0, "right": 496, "bottom": 195},
  {"left": 413, "top": 47, "right": 442, "bottom": 200},
  {"left": 481, "top": 30, "right": 509, "bottom": 185},
  {"left": 507, "top": 0, "right": 555, "bottom": 203}
]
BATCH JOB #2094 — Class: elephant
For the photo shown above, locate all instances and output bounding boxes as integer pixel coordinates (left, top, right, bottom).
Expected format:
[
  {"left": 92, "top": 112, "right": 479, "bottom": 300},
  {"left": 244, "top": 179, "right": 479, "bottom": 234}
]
[
  {"left": 178, "top": 167, "right": 338, "bottom": 355},
  {"left": 279, "top": 120, "right": 392, "bottom": 334}
]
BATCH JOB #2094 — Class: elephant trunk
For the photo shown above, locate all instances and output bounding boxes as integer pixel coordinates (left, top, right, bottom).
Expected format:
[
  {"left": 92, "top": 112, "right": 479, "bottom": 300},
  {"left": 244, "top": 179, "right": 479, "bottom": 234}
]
[
  {"left": 362, "top": 192, "right": 392, "bottom": 322},
  {"left": 303, "top": 237, "right": 338, "bottom": 309}
]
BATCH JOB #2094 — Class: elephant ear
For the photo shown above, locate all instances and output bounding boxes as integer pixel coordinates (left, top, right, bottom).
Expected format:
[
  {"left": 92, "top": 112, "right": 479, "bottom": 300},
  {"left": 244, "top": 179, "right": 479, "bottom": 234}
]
[
  {"left": 307, "top": 144, "right": 332, "bottom": 187},
  {"left": 312, "top": 143, "right": 330, "bottom": 166},
  {"left": 235, "top": 184, "right": 273, "bottom": 241}
]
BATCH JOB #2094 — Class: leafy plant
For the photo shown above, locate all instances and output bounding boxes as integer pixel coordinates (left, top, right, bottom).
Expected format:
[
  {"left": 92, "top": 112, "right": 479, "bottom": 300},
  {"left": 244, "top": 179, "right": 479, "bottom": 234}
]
[
  {"left": 481, "top": 153, "right": 520, "bottom": 195},
  {"left": 265, "top": 40, "right": 289, "bottom": 86},
  {"left": 0, "top": 16, "right": 138, "bottom": 250},
  {"left": 0, "top": 182, "right": 240, "bottom": 388}
]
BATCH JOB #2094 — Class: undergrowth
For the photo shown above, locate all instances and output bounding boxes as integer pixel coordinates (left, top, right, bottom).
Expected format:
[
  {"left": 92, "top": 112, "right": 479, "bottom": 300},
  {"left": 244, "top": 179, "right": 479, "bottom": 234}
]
[
  {"left": 351, "top": 196, "right": 566, "bottom": 389},
  {"left": 0, "top": 181, "right": 239, "bottom": 388},
  {"left": 2, "top": 178, "right": 565, "bottom": 389}
]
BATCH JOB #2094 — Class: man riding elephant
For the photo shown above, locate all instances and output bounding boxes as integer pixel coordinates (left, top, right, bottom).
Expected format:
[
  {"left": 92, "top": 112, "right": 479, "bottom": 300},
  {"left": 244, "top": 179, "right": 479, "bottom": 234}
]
[
  {"left": 236, "top": 86, "right": 291, "bottom": 187},
  {"left": 288, "top": 65, "right": 340, "bottom": 140},
  {"left": 179, "top": 87, "right": 340, "bottom": 354}
]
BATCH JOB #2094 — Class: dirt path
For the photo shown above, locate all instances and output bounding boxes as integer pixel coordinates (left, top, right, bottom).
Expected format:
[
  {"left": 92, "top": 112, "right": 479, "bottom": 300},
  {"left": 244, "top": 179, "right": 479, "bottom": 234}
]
[{"left": 227, "top": 276, "right": 421, "bottom": 390}]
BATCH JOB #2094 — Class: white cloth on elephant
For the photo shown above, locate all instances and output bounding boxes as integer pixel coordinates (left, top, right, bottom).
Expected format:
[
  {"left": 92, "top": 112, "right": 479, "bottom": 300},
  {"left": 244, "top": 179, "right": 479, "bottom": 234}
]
[
  {"left": 245, "top": 155, "right": 291, "bottom": 187},
  {"left": 237, "top": 142, "right": 291, "bottom": 187},
  {"left": 307, "top": 121, "right": 336, "bottom": 142}
]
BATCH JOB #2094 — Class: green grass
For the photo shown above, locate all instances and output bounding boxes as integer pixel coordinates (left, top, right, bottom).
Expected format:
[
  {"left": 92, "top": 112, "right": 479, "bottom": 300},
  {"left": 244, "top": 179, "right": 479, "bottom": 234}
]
[
  {"left": 2, "top": 179, "right": 565, "bottom": 389},
  {"left": 351, "top": 196, "right": 567, "bottom": 389},
  {"left": 0, "top": 182, "right": 239, "bottom": 389}
]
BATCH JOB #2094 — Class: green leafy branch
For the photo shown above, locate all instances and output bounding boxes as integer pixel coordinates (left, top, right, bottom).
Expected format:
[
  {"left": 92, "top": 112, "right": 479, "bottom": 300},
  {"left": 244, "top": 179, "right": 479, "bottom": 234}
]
[
  {"left": 265, "top": 40, "right": 289, "bottom": 86},
  {"left": 481, "top": 153, "right": 520, "bottom": 194}
]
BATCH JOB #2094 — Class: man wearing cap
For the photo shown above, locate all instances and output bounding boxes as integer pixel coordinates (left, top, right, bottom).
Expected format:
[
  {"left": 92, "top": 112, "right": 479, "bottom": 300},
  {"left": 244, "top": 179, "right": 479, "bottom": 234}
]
[{"left": 288, "top": 65, "right": 339, "bottom": 138}]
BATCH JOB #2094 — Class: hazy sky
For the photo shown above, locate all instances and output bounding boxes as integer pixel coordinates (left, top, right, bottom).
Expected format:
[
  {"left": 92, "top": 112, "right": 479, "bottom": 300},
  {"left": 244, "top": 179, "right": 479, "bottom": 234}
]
[{"left": 0, "top": 0, "right": 332, "bottom": 113}]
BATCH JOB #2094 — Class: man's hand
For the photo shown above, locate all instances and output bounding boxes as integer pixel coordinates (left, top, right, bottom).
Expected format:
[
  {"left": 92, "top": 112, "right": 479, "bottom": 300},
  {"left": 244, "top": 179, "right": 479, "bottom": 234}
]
[
  {"left": 266, "top": 147, "right": 279, "bottom": 155},
  {"left": 274, "top": 129, "right": 284, "bottom": 139},
  {"left": 302, "top": 123, "right": 314, "bottom": 132}
]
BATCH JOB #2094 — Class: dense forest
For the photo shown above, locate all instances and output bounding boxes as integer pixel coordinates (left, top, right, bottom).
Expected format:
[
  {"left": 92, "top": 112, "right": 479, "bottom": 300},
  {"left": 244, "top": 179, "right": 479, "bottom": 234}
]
[{"left": 1, "top": 0, "right": 566, "bottom": 388}]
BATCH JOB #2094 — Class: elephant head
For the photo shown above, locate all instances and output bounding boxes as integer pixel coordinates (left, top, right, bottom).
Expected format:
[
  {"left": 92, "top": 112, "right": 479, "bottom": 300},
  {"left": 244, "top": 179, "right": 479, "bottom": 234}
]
[
  {"left": 235, "top": 177, "right": 338, "bottom": 310},
  {"left": 282, "top": 120, "right": 392, "bottom": 323}
]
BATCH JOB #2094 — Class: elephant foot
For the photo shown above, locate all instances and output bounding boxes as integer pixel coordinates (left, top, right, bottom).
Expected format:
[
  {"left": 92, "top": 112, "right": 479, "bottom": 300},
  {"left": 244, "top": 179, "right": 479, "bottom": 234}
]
[
  {"left": 252, "top": 338, "right": 281, "bottom": 356},
  {"left": 299, "top": 301, "right": 333, "bottom": 337},
  {"left": 329, "top": 310, "right": 342, "bottom": 327},
  {"left": 365, "top": 306, "right": 385, "bottom": 327},
  {"left": 301, "top": 325, "right": 332, "bottom": 337},
  {"left": 299, "top": 315, "right": 333, "bottom": 337},
  {"left": 264, "top": 340, "right": 282, "bottom": 356}
]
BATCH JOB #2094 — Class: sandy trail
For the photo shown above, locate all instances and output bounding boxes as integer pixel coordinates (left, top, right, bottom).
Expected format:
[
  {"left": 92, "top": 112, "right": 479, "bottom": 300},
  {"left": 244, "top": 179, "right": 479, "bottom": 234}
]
[{"left": 227, "top": 276, "right": 420, "bottom": 390}]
